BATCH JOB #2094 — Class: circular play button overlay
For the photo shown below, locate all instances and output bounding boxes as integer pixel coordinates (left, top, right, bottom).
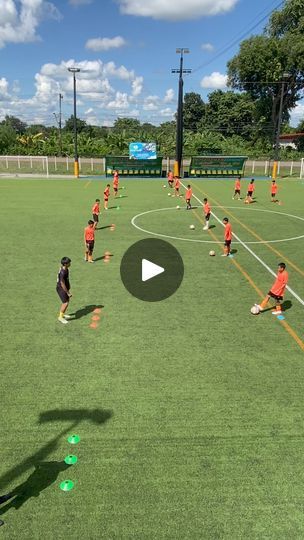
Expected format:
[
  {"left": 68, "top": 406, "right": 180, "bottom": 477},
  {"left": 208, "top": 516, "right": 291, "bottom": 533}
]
[{"left": 120, "top": 238, "right": 184, "bottom": 302}]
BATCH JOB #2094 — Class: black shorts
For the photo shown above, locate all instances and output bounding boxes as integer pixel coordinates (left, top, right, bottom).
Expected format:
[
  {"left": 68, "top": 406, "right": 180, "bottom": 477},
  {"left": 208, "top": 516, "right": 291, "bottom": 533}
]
[
  {"left": 268, "top": 291, "right": 283, "bottom": 302},
  {"left": 114, "top": 187, "right": 118, "bottom": 192},
  {"left": 175, "top": 188, "right": 179, "bottom": 192},
  {"left": 271, "top": 193, "right": 276, "bottom": 198},
  {"left": 86, "top": 241, "right": 95, "bottom": 252},
  {"left": 93, "top": 213, "right": 99, "bottom": 222},
  {"left": 205, "top": 213, "right": 211, "bottom": 221},
  {"left": 224, "top": 240, "right": 231, "bottom": 247},
  {"left": 247, "top": 191, "right": 253, "bottom": 197},
  {"left": 56, "top": 287, "right": 69, "bottom": 303},
  {"left": 234, "top": 189, "right": 240, "bottom": 195},
  {"left": 104, "top": 198, "right": 108, "bottom": 202},
  {"left": 186, "top": 198, "right": 191, "bottom": 204}
]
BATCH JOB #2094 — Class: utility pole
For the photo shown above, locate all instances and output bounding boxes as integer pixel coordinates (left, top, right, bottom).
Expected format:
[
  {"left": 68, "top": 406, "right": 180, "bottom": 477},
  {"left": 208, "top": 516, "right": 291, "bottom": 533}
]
[
  {"left": 272, "top": 72, "right": 290, "bottom": 180},
  {"left": 171, "top": 48, "right": 191, "bottom": 177},
  {"left": 59, "top": 93, "right": 63, "bottom": 156},
  {"left": 68, "top": 67, "right": 81, "bottom": 178}
]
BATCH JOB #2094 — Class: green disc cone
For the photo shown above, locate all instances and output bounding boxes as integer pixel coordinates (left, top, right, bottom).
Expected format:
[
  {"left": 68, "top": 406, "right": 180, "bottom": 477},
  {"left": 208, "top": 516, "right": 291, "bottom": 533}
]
[
  {"left": 67, "top": 434, "right": 80, "bottom": 444},
  {"left": 60, "top": 480, "right": 74, "bottom": 492},
  {"left": 64, "top": 455, "right": 78, "bottom": 465}
]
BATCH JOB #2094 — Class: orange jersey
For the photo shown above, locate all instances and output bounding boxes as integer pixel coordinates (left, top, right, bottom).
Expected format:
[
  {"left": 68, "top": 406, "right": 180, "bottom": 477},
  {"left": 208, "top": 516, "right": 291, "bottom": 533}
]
[
  {"left": 270, "top": 270, "right": 288, "bottom": 297},
  {"left": 271, "top": 184, "right": 277, "bottom": 194},
  {"left": 203, "top": 202, "right": 211, "bottom": 215},
  {"left": 113, "top": 177, "right": 119, "bottom": 187},
  {"left": 92, "top": 202, "right": 100, "bottom": 214},
  {"left": 168, "top": 172, "right": 173, "bottom": 181},
  {"left": 175, "top": 178, "right": 181, "bottom": 189},
  {"left": 235, "top": 179, "right": 241, "bottom": 190},
  {"left": 104, "top": 187, "right": 110, "bottom": 199},
  {"left": 185, "top": 188, "right": 192, "bottom": 200},
  {"left": 248, "top": 182, "right": 255, "bottom": 193},
  {"left": 84, "top": 226, "right": 95, "bottom": 242},
  {"left": 224, "top": 222, "right": 232, "bottom": 241}
]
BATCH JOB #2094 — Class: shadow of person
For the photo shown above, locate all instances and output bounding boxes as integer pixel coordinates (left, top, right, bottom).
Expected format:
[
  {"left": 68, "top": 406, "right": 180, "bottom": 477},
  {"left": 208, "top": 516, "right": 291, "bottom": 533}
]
[
  {"left": 93, "top": 254, "right": 114, "bottom": 262},
  {"left": 69, "top": 304, "right": 104, "bottom": 319},
  {"left": 281, "top": 300, "right": 292, "bottom": 312},
  {"left": 0, "top": 461, "right": 70, "bottom": 515}
]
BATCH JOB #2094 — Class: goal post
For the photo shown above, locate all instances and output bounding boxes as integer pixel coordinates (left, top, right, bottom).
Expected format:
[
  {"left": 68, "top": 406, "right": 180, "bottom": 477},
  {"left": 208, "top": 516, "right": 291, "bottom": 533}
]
[{"left": 300, "top": 157, "right": 304, "bottom": 179}]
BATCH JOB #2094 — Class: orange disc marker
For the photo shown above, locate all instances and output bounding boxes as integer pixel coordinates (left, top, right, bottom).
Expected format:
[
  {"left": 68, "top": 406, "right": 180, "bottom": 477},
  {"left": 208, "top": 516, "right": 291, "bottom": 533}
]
[{"left": 92, "top": 315, "right": 100, "bottom": 322}]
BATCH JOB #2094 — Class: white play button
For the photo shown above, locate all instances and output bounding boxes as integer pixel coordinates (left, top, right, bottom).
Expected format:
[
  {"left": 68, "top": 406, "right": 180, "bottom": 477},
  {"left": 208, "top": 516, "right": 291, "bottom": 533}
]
[{"left": 141, "top": 258, "right": 165, "bottom": 282}]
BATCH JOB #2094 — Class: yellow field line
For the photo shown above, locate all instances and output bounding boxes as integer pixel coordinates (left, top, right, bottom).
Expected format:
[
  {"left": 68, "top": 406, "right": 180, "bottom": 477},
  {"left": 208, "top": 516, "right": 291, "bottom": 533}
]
[
  {"left": 194, "top": 183, "right": 304, "bottom": 278},
  {"left": 84, "top": 180, "right": 92, "bottom": 189},
  {"left": 192, "top": 208, "right": 304, "bottom": 352}
]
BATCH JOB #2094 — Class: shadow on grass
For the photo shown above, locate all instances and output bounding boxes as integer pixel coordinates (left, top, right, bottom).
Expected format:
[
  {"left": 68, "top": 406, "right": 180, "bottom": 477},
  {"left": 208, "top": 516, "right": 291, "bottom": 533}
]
[
  {"left": 281, "top": 300, "right": 292, "bottom": 311},
  {"left": 69, "top": 304, "right": 104, "bottom": 319},
  {"left": 230, "top": 248, "right": 238, "bottom": 254},
  {"left": 93, "top": 254, "right": 114, "bottom": 262},
  {"left": 0, "top": 408, "right": 113, "bottom": 494},
  {"left": 0, "top": 461, "right": 70, "bottom": 515},
  {"left": 96, "top": 225, "right": 112, "bottom": 230},
  {"left": 117, "top": 195, "right": 128, "bottom": 199}
]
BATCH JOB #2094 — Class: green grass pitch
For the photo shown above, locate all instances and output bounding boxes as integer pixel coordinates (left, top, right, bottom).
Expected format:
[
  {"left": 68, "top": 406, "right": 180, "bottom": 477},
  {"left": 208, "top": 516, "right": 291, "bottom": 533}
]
[{"left": 1, "top": 176, "right": 304, "bottom": 539}]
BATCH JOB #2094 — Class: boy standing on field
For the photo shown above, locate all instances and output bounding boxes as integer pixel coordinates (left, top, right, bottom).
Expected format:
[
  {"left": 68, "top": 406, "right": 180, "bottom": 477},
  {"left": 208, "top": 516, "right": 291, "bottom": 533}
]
[
  {"left": 271, "top": 180, "right": 278, "bottom": 202},
  {"left": 84, "top": 220, "right": 95, "bottom": 263},
  {"left": 113, "top": 170, "right": 119, "bottom": 197},
  {"left": 185, "top": 184, "right": 192, "bottom": 210},
  {"left": 233, "top": 176, "right": 241, "bottom": 200},
  {"left": 222, "top": 217, "right": 232, "bottom": 256},
  {"left": 167, "top": 170, "right": 174, "bottom": 188},
  {"left": 245, "top": 179, "right": 255, "bottom": 204},
  {"left": 56, "top": 257, "right": 72, "bottom": 324},
  {"left": 256, "top": 263, "right": 288, "bottom": 315},
  {"left": 92, "top": 199, "right": 100, "bottom": 229},
  {"left": 104, "top": 184, "right": 110, "bottom": 210},
  {"left": 174, "top": 176, "right": 181, "bottom": 197}
]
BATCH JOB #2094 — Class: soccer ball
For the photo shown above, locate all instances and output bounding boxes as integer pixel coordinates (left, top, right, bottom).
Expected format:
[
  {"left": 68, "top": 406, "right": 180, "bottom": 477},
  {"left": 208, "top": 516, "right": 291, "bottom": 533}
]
[
  {"left": 209, "top": 250, "right": 215, "bottom": 256},
  {"left": 176, "top": 205, "right": 180, "bottom": 209},
  {"left": 163, "top": 184, "right": 166, "bottom": 188},
  {"left": 189, "top": 224, "right": 195, "bottom": 230},
  {"left": 168, "top": 193, "right": 171, "bottom": 196},
  {"left": 250, "top": 305, "right": 260, "bottom": 315}
]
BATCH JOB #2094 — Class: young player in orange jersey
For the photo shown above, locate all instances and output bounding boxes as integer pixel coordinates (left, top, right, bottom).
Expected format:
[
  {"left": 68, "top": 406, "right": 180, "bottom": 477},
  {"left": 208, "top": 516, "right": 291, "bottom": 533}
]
[
  {"left": 255, "top": 262, "right": 288, "bottom": 315},
  {"left": 222, "top": 217, "right": 232, "bottom": 256},
  {"left": 92, "top": 198, "right": 100, "bottom": 229},
  {"left": 245, "top": 179, "right": 255, "bottom": 203},
  {"left": 270, "top": 180, "right": 278, "bottom": 202},
  {"left": 113, "top": 170, "right": 119, "bottom": 197},
  {"left": 167, "top": 170, "right": 174, "bottom": 188},
  {"left": 84, "top": 220, "right": 95, "bottom": 263},
  {"left": 104, "top": 184, "right": 110, "bottom": 210},
  {"left": 185, "top": 184, "right": 192, "bottom": 210},
  {"left": 232, "top": 176, "right": 241, "bottom": 200},
  {"left": 203, "top": 198, "right": 211, "bottom": 230},
  {"left": 174, "top": 176, "right": 181, "bottom": 197}
]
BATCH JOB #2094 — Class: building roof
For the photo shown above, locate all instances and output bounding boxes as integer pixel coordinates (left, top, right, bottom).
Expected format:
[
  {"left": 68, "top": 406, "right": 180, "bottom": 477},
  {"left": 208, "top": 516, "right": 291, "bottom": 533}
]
[{"left": 279, "top": 133, "right": 304, "bottom": 140}]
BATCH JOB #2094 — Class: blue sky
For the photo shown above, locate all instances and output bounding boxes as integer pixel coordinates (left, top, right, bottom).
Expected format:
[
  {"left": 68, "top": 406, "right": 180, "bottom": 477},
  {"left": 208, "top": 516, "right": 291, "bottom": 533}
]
[{"left": 0, "top": 0, "right": 303, "bottom": 127}]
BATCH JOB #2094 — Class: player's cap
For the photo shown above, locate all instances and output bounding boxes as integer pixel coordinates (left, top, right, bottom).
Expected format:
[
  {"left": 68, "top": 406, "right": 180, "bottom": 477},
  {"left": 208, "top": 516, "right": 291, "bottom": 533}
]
[{"left": 61, "top": 257, "right": 71, "bottom": 265}]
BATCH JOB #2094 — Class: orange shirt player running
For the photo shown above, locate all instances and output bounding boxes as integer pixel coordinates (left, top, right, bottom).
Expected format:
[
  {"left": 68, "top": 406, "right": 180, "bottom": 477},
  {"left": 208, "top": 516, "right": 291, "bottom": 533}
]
[
  {"left": 222, "top": 217, "right": 232, "bottom": 256},
  {"left": 167, "top": 170, "right": 174, "bottom": 188},
  {"left": 104, "top": 184, "right": 110, "bottom": 210},
  {"left": 256, "top": 262, "right": 288, "bottom": 315},
  {"left": 174, "top": 176, "right": 181, "bottom": 197},
  {"left": 84, "top": 220, "right": 95, "bottom": 263},
  {"left": 92, "top": 199, "right": 100, "bottom": 229},
  {"left": 233, "top": 177, "right": 241, "bottom": 200}
]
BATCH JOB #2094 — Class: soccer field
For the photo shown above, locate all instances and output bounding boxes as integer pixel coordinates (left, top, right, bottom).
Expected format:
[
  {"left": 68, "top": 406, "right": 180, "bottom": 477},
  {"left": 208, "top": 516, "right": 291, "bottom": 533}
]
[{"left": 1, "top": 176, "right": 304, "bottom": 539}]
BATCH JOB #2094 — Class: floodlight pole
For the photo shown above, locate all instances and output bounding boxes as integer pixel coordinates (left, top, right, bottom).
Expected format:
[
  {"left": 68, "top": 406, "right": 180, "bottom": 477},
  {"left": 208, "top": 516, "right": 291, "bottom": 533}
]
[
  {"left": 68, "top": 67, "right": 80, "bottom": 178},
  {"left": 272, "top": 72, "right": 290, "bottom": 180},
  {"left": 172, "top": 49, "right": 191, "bottom": 177},
  {"left": 59, "top": 93, "right": 63, "bottom": 156}
]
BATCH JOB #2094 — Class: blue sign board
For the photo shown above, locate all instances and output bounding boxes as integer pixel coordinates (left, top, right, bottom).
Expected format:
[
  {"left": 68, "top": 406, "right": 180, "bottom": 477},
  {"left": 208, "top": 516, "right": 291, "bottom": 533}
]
[{"left": 129, "top": 142, "right": 157, "bottom": 160}]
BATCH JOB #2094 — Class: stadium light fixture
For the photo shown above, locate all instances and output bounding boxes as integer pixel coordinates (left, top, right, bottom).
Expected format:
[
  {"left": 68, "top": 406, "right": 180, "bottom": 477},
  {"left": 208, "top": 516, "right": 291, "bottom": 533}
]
[{"left": 68, "top": 67, "right": 81, "bottom": 178}]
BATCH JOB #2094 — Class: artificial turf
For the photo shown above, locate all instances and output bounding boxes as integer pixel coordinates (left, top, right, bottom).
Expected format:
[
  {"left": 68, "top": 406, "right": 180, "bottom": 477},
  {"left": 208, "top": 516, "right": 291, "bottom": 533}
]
[{"left": 0, "top": 176, "right": 304, "bottom": 539}]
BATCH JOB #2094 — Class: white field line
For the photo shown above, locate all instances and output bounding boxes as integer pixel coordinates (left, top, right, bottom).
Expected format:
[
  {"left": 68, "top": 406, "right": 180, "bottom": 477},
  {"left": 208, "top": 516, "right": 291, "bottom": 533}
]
[{"left": 182, "top": 181, "right": 304, "bottom": 308}]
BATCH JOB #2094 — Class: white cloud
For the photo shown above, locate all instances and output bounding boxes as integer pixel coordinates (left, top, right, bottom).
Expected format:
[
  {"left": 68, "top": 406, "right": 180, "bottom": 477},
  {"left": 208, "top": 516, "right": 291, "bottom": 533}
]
[
  {"left": 290, "top": 102, "right": 304, "bottom": 128},
  {"left": 0, "top": 78, "right": 9, "bottom": 99},
  {"left": 131, "top": 76, "right": 143, "bottom": 97},
  {"left": 160, "top": 108, "right": 174, "bottom": 117},
  {"left": 107, "top": 92, "right": 130, "bottom": 110},
  {"left": 86, "top": 36, "right": 127, "bottom": 52},
  {"left": 0, "top": 0, "right": 61, "bottom": 48},
  {"left": 164, "top": 88, "right": 174, "bottom": 103},
  {"left": 201, "top": 43, "right": 215, "bottom": 52},
  {"left": 143, "top": 95, "right": 160, "bottom": 111},
  {"left": 200, "top": 71, "right": 227, "bottom": 89},
  {"left": 117, "top": 0, "right": 238, "bottom": 21},
  {"left": 103, "top": 61, "right": 134, "bottom": 80}
]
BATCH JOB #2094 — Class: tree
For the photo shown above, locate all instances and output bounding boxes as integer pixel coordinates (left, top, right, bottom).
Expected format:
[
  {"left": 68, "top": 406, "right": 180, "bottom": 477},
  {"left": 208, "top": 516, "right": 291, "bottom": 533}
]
[
  {"left": 64, "top": 115, "right": 88, "bottom": 133},
  {"left": 0, "top": 125, "right": 17, "bottom": 153},
  {"left": 183, "top": 92, "right": 206, "bottom": 131},
  {"left": 1, "top": 115, "right": 27, "bottom": 134},
  {"left": 113, "top": 118, "right": 141, "bottom": 134},
  {"left": 227, "top": 0, "right": 304, "bottom": 146}
]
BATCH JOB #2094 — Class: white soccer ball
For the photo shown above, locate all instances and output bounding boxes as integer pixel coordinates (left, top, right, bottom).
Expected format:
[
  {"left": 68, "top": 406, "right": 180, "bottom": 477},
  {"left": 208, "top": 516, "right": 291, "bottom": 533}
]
[
  {"left": 189, "top": 224, "right": 195, "bottom": 230},
  {"left": 176, "top": 205, "right": 180, "bottom": 209},
  {"left": 209, "top": 250, "right": 215, "bottom": 256},
  {"left": 163, "top": 184, "right": 166, "bottom": 188},
  {"left": 168, "top": 193, "right": 171, "bottom": 196},
  {"left": 250, "top": 305, "right": 260, "bottom": 315}
]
